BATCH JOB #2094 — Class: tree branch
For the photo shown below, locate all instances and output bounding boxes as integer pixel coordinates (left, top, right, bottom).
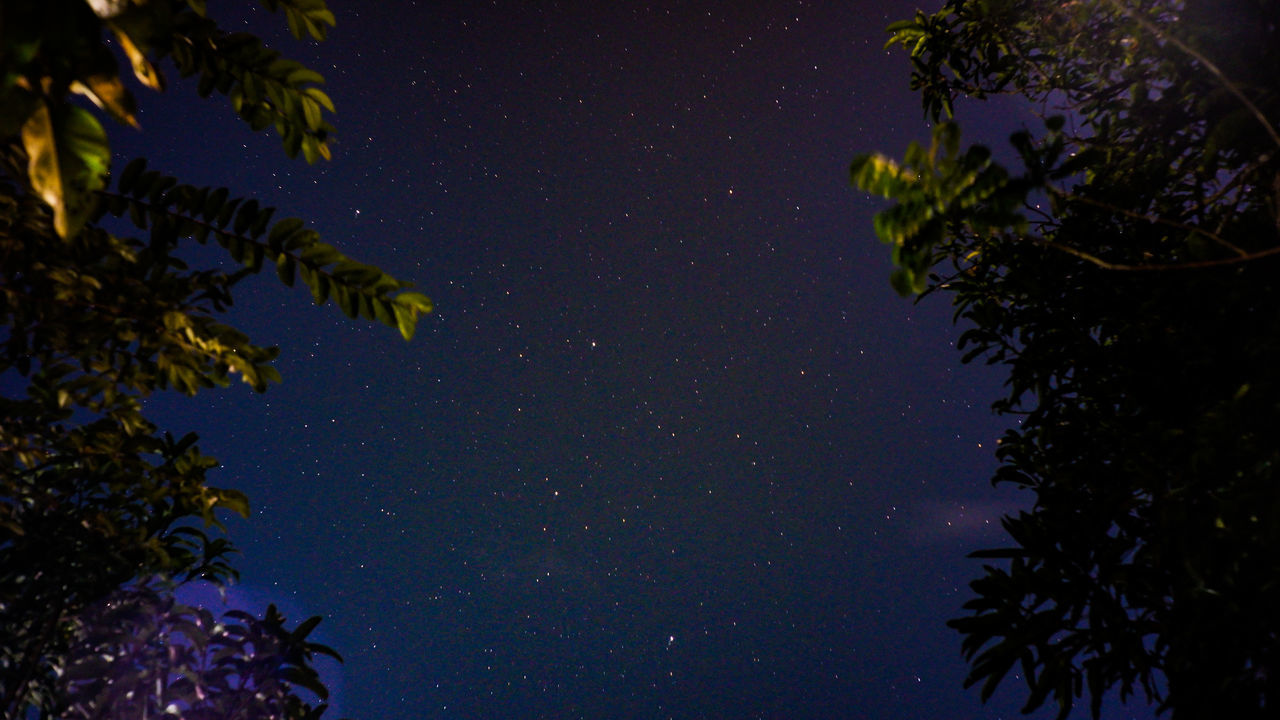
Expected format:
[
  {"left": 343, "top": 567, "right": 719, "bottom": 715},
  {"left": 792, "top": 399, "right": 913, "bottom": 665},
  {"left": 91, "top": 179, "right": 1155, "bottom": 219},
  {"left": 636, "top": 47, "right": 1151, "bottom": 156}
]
[
  {"left": 1108, "top": 0, "right": 1280, "bottom": 151},
  {"left": 1030, "top": 236, "right": 1280, "bottom": 272},
  {"left": 1047, "top": 186, "right": 1248, "bottom": 256}
]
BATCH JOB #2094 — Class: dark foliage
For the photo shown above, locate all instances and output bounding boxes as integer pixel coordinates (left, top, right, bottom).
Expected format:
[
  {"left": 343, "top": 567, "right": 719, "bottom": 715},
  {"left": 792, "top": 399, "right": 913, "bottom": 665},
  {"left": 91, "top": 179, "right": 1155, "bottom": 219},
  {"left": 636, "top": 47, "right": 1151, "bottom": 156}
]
[{"left": 854, "top": 1, "right": 1280, "bottom": 717}]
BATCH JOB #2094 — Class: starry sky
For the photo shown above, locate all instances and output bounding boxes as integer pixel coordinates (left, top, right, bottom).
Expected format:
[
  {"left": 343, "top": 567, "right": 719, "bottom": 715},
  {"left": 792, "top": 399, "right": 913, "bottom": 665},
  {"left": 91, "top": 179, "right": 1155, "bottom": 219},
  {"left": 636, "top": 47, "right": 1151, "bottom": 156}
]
[{"left": 113, "top": 2, "right": 1155, "bottom": 719}]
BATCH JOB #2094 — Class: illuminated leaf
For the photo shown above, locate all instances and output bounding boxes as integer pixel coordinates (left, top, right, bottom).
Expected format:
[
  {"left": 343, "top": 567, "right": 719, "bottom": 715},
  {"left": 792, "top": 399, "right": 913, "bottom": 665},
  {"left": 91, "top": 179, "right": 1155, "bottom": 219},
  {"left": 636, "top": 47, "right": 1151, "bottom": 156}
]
[
  {"left": 395, "top": 291, "right": 434, "bottom": 313},
  {"left": 393, "top": 303, "right": 415, "bottom": 340},
  {"left": 215, "top": 488, "right": 250, "bottom": 518},
  {"left": 71, "top": 72, "right": 140, "bottom": 129},
  {"left": 22, "top": 102, "right": 111, "bottom": 238},
  {"left": 108, "top": 23, "right": 164, "bottom": 90}
]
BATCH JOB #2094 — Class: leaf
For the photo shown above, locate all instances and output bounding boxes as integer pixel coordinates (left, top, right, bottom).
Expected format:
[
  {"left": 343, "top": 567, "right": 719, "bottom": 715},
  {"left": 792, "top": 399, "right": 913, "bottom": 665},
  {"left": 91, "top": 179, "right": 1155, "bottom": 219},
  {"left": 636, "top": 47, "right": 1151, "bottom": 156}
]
[
  {"left": 233, "top": 199, "right": 261, "bottom": 235},
  {"left": 889, "top": 267, "right": 917, "bottom": 297},
  {"left": 394, "top": 291, "right": 434, "bottom": 313},
  {"left": 291, "top": 615, "right": 323, "bottom": 641},
  {"left": 117, "top": 157, "right": 146, "bottom": 194},
  {"left": 308, "top": 273, "right": 331, "bottom": 305},
  {"left": 279, "top": 666, "right": 329, "bottom": 699},
  {"left": 300, "top": 242, "right": 342, "bottom": 267},
  {"left": 109, "top": 23, "right": 165, "bottom": 90},
  {"left": 334, "top": 285, "right": 358, "bottom": 318},
  {"left": 248, "top": 205, "right": 275, "bottom": 238},
  {"left": 22, "top": 101, "right": 112, "bottom": 238},
  {"left": 216, "top": 197, "right": 243, "bottom": 228},
  {"left": 301, "top": 134, "right": 321, "bottom": 163},
  {"left": 71, "top": 66, "right": 140, "bottom": 128},
  {"left": 373, "top": 297, "right": 395, "bottom": 325},
  {"left": 268, "top": 217, "right": 306, "bottom": 250},
  {"left": 215, "top": 488, "right": 250, "bottom": 518},
  {"left": 300, "top": 96, "right": 323, "bottom": 131},
  {"left": 203, "top": 187, "right": 229, "bottom": 221},
  {"left": 304, "top": 87, "right": 335, "bottom": 112},
  {"left": 331, "top": 260, "right": 379, "bottom": 285},
  {"left": 276, "top": 253, "right": 297, "bottom": 286},
  {"left": 392, "top": 303, "right": 416, "bottom": 340}
]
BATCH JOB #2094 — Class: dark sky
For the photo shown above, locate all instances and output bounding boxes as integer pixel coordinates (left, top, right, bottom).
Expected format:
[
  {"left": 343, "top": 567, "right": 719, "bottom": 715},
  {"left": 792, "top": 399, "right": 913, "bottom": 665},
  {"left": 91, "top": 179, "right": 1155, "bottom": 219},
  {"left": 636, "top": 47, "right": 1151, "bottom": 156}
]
[{"left": 115, "top": 2, "right": 1154, "bottom": 719}]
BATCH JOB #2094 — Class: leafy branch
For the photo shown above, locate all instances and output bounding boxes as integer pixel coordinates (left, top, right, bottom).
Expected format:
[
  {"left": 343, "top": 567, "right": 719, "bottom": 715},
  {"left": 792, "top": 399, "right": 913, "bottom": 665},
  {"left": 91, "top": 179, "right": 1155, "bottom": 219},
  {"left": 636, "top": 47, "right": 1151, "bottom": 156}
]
[
  {"left": 102, "top": 158, "right": 434, "bottom": 339},
  {"left": 166, "top": 11, "right": 337, "bottom": 162},
  {"left": 853, "top": 119, "right": 1280, "bottom": 283}
]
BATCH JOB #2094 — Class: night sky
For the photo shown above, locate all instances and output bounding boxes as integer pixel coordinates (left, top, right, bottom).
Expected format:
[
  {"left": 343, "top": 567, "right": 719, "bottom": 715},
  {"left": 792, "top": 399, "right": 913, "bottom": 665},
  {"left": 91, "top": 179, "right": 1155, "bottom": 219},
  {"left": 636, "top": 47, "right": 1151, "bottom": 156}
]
[{"left": 112, "top": 2, "right": 1154, "bottom": 719}]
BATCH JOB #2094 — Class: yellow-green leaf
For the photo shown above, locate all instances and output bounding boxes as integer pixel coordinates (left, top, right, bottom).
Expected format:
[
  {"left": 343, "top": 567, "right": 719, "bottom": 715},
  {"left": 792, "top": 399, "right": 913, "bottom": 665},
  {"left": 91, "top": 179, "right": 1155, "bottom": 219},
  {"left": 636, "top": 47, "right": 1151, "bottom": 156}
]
[
  {"left": 304, "top": 87, "right": 335, "bottom": 113},
  {"left": 216, "top": 488, "right": 250, "bottom": 518},
  {"left": 22, "top": 102, "right": 112, "bottom": 238},
  {"left": 394, "top": 291, "right": 434, "bottom": 313},
  {"left": 393, "top": 303, "right": 415, "bottom": 340}
]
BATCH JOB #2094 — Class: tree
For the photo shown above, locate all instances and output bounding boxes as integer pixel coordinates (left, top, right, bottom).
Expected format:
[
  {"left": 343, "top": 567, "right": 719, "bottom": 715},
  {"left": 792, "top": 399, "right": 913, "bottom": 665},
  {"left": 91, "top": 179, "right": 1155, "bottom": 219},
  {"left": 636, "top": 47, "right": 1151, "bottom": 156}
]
[
  {"left": 0, "top": 1, "right": 433, "bottom": 717},
  {"left": 852, "top": 1, "right": 1280, "bottom": 718}
]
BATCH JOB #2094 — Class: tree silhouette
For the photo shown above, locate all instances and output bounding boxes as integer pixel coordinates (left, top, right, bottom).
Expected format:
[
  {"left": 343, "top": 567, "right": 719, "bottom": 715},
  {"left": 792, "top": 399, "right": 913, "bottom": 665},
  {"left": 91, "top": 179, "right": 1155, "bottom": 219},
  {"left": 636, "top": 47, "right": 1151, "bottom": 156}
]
[{"left": 854, "top": 1, "right": 1280, "bottom": 717}]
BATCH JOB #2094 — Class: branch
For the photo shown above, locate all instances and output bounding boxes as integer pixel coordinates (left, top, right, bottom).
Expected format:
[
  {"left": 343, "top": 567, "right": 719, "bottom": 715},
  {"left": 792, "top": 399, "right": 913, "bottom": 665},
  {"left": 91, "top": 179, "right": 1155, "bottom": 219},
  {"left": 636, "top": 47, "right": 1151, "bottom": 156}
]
[
  {"left": 97, "top": 167, "right": 432, "bottom": 340},
  {"left": 1108, "top": 0, "right": 1280, "bottom": 151},
  {"left": 1047, "top": 186, "right": 1247, "bottom": 256},
  {"left": 1030, "top": 236, "right": 1280, "bottom": 272}
]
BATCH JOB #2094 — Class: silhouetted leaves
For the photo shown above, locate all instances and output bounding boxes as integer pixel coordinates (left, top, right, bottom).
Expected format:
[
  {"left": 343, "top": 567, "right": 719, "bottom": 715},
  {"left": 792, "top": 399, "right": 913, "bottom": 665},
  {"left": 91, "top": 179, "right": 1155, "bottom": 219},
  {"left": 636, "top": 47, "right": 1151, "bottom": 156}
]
[
  {"left": 57, "top": 584, "right": 340, "bottom": 719},
  {"left": 859, "top": 1, "right": 1280, "bottom": 717}
]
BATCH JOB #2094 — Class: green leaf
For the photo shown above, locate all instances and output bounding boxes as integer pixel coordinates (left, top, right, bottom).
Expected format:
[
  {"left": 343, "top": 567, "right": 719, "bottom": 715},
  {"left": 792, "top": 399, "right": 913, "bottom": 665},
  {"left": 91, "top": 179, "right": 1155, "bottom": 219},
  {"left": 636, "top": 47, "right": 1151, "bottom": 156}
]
[
  {"left": 304, "top": 87, "right": 335, "bottom": 112},
  {"left": 373, "top": 297, "right": 395, "bottom": 325},
  {"left": 334, "top": 285, "right": 358, "bottom": 318},
  {"left": 279, "top": 666, "right": 329, "bottom": 699},
  {"left": 889, "top": 268, "right": 916, "bottom": 297},
  {"left": 216, "top": 488, "right": 250, "bottom": 518},
  {"left": 394, "top": 291, "right": 434, "bottom": 313},
  {"left": 300, "top": 242, "right": 342, "bottom": 267},
  {"left": 300, "top": 96, "right": 323, "bottom": 131},
  {"left": 268, "top": 217, "right": 306, "bottom": 251},
  {"left": 216, "top": 197, "right": 243, "bottom": 228},
  {"left": 309, "top": 273, "right": 331, "bottom": 305},
  {"left": 276, "top": 253, "right": 297, "bottom": 286},
  {"left": 393, "top": 303, "right": 415, "bottom": 340}
]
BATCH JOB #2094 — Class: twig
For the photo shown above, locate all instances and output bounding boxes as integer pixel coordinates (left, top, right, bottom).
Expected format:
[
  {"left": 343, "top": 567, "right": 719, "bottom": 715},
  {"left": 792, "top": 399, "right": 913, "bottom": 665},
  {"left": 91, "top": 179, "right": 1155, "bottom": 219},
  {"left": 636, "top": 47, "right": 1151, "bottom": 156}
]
[
  {"left": 1047, "top": 186, "right": 1247, "bottom": 256},
  {"left": 1107, "top": 0, "right": 1280, "bottom": 151},
  {"left": 1031, "top": 236, "right": 1280, "bottom": 271}
]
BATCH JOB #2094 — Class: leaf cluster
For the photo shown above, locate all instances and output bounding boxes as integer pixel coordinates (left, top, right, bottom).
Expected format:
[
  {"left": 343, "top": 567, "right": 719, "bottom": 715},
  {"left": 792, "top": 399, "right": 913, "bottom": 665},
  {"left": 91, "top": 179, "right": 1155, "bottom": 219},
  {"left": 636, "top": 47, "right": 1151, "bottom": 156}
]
[{"left": 56, "top": 583, "right": 341, "bottom": 720}]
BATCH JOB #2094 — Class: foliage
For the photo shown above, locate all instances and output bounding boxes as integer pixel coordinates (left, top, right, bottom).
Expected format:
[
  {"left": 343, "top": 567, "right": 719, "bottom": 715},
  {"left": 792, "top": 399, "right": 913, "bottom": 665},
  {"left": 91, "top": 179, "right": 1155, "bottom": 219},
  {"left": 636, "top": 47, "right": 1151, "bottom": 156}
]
[
  {"left": 59, "top": 583, "right": 340, "bottom": 720},
  {"left": 853, "top": 1, "right": 1280, "bottom": 718},
  {"left": 1, "top": 1, "right": 432, "bottom": 717}
]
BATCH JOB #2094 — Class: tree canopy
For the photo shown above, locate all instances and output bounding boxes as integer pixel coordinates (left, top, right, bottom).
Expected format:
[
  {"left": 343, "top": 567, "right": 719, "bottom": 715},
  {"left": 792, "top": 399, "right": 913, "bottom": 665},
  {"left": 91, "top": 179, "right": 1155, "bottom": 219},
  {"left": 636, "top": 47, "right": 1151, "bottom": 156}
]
[
  {"left": 854, "top": 1, "right": 1280, "bottom": 718},
  {"left": 1, "top": 1, "right": 431, "bottom": 717}
]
